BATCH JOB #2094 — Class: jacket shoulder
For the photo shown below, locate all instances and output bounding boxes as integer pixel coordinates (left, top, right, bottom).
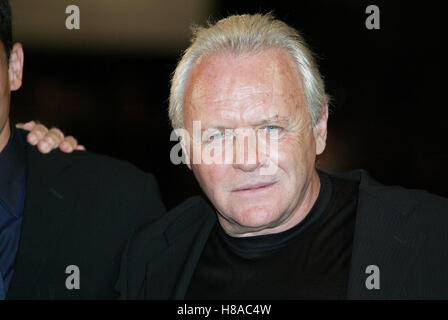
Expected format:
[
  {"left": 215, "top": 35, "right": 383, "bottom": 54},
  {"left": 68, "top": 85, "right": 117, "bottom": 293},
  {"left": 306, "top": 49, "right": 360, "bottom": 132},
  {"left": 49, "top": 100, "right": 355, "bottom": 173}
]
[
  {"left": 334, "top": 168, "right": 447, "bottom": 218},
  {"left": 63, "top": 149, "right": 152, "bottom": 180},
  {"left": 333, "top": 168, "right": 448, "bottom": 234},
  {"left": 18, "top": 127, "right": 152, "bottom": 182},
  {"left": 361, "top": 181, "right": 448, "bottom": 220},
  {"left": 26, "top": 141, "right": 159, "bottom": 193},
  {"left": 25, "top": 142, "right": 165, "bottom": 225}
]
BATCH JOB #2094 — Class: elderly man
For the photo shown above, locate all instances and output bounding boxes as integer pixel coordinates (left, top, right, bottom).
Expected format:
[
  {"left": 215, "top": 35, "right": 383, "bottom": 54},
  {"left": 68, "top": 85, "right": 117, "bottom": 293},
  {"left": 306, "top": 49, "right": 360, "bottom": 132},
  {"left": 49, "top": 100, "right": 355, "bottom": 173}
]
[{"left": 118, "top": 13, "right": 448, "bottom": 299}]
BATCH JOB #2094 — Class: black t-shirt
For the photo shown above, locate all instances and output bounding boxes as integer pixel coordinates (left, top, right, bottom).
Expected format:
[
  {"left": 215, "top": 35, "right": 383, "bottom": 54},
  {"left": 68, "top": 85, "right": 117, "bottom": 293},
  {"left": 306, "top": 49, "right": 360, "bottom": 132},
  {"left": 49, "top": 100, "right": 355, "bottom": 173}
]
[{"left": 185, "top": 171, "right": 359, "bottom": 299}]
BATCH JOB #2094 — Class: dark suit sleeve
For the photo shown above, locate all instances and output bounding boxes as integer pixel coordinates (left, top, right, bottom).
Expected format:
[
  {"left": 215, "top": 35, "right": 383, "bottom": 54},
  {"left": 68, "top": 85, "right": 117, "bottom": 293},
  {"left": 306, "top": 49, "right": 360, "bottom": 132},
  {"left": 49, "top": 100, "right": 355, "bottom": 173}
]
[{"left": 139, "top": 173, "right": 166, "bottom": 223}]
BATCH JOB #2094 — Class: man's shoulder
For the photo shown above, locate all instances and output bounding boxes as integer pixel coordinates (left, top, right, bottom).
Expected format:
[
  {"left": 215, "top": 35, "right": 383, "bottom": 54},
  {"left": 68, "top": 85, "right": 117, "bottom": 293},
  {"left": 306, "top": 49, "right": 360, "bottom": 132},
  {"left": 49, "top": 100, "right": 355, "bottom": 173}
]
[
  {"left": 25, "top": 145, "right": 154, "bottom": 192},
  {"left": 22, "top": 134, "right": 165, "bottom": 221},
  {"left": 369, "top": 184, "right": 448, "bottom": 230},
  {"left": 65, "top": 149, "right": 151, "bottom": 180},
  {"left": 359, "top": 171, "right": 447, "bottom": 218},
  {"left": 18, "top": 128, "right": 148, "bottom": 179},
  {"left": 333, "top": 169, "right": 447, "bottom": 204},
  {"left": 333, "top": 169, "right": 448, "bottom": 229}
]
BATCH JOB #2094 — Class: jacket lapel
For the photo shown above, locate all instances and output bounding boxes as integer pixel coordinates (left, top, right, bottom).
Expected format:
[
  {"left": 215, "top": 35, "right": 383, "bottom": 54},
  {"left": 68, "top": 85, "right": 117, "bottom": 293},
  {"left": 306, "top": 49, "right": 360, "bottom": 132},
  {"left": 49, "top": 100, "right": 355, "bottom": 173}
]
[
  {"left": 143, "top": 199, "right": 216, "bottom": 299},
  {"left": 7, "top": 140, "right": 77, "bottom": 298},
  {"left": 344, "top": 170, "right": 427, "bottom": 299}
]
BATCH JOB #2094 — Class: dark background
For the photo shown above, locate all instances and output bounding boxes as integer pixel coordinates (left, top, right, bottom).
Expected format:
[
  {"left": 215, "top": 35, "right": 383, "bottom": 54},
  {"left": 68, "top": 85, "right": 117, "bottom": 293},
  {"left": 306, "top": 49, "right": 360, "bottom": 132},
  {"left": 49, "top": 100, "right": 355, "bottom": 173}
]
[{"left": 10, "top": 0, "right": 448, "bottom": 209}]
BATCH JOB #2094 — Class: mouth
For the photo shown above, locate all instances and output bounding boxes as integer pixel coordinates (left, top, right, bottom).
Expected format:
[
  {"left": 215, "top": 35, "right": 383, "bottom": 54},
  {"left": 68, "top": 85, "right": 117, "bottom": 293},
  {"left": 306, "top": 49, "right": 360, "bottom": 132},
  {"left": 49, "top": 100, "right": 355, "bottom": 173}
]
[{"left": 232, "top": 181, "right": 277, "bottom": 192}]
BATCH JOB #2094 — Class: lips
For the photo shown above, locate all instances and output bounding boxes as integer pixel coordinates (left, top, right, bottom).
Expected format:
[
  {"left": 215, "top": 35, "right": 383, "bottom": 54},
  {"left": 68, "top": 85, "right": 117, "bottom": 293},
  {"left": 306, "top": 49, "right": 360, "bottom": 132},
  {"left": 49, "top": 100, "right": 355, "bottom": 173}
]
[{"left": 232, "top": 181, "right": 277, "bottom": 192}]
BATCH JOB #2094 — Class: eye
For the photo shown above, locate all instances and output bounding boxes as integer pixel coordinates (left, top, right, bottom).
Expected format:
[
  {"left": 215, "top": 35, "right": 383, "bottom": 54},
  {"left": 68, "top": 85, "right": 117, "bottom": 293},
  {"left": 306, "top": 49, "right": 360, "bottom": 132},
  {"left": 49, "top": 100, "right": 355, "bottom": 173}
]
[
  {"left": 264, "top": 125, "right": 280, "bottom": 132},
  {"left": 261, "top": 125, "right": 283, "bottom": 135},
  {"left": 209, "top": 132, "right": 224, "bottom": 141},
  {"left": 258, "top": 125, "right": 283, "bottom": 140},
  {"left": 203, "top": 131, "right": 225, "bottom": 143}
]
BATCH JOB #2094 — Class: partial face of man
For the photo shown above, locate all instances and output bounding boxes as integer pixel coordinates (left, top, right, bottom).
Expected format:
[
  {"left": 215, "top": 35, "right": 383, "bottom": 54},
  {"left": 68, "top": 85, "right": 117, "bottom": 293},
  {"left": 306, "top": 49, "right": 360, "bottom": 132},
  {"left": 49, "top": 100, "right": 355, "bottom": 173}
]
[
  {"left": 183, "top": 48, "right": 327, "bottom": 237},
  {"left": 0, "top": 42, "right": 11, "bottom": 148},
  {"left": 0, "top": 42, "right": 23, "bottom": 151}
]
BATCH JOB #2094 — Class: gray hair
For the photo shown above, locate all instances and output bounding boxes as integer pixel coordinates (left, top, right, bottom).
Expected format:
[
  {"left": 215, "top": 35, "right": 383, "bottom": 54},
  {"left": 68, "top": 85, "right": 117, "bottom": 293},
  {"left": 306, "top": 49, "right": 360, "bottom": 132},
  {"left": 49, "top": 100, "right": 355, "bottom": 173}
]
[{"left": 169, "top": 13, "right": 328, "bottom": 129}]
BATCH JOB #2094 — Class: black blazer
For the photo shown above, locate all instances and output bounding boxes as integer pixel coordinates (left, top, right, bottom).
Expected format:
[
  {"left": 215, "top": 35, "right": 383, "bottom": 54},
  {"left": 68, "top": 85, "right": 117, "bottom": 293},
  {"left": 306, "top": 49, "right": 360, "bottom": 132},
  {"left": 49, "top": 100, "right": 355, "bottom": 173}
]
[
  {"left": 118, "top": 170, "right": 448, "bottom": 299},
  {"left": 6, "top": 129, "right": 166, "bottom": 299}
]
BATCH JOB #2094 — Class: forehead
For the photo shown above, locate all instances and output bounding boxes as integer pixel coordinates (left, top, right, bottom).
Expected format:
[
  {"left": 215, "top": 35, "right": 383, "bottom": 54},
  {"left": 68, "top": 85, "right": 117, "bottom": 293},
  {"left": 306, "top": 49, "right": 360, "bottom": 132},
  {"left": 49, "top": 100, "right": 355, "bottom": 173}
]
[{"left": 183, "top": 47, "right": 306, "bottom": 128}]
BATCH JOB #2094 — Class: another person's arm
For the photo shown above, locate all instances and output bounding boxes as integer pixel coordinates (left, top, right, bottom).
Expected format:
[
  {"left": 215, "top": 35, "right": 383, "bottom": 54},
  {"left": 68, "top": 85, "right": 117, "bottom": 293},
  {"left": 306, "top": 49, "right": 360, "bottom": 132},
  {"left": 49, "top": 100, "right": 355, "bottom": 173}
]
[{"left": 16, "top": 120, "right": 84, "bottom": 153}]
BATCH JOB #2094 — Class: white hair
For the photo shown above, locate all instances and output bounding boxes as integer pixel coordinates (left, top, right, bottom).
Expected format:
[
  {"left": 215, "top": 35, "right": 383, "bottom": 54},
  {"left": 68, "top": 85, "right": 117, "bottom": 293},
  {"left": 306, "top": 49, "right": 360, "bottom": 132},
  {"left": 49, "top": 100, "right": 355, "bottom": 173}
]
[{"left": 169, "top": 13, "right": 328, "bottom": 129}]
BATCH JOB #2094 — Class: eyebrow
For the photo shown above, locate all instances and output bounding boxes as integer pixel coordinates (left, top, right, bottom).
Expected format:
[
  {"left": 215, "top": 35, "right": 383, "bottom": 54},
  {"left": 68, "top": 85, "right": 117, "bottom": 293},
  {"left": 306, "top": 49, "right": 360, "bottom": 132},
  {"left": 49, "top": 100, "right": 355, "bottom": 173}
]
[
  {"left": 201, "top": 115, "right": 291, "bottom": 131},
  {"left": 249, "top": 115, "right": 291, "bottom": 127}
]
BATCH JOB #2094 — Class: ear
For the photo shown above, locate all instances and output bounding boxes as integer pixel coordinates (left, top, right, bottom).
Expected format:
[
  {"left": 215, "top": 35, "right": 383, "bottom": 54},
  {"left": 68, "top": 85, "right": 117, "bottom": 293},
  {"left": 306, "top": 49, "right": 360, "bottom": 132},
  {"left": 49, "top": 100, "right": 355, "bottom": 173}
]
[
  {"left": 8, "top": 43, "right": 24, "bottom": 91},
  {"left": 313, "top": 104, "right": 328, "bottom": 156}
]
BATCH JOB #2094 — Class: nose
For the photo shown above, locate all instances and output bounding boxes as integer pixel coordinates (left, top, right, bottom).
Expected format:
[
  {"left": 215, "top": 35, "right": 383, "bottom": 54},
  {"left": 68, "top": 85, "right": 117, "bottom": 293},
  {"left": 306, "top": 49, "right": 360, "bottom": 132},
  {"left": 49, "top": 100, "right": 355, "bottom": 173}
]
[
  {"left": 233, "top": 159, "right": 260, "bottom": 172},
  {"left": 232, "top": 128, "right": 261, "bottom": 172}
]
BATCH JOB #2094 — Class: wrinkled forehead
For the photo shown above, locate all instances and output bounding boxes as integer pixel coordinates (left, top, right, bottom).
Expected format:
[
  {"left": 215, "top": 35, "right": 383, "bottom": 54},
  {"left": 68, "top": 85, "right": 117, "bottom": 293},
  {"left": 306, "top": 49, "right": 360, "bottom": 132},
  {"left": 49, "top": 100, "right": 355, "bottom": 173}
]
[{"left": 183, "top": 48, "right": 306, "bottom": 129}]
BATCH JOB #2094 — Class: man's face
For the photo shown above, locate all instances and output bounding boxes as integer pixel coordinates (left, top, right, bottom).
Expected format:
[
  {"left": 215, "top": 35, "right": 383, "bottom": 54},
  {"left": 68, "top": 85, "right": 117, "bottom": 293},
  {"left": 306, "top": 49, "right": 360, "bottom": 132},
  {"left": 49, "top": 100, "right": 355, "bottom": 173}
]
[{"left": 183, "top": 48, "right": 327, "bottom": 237}]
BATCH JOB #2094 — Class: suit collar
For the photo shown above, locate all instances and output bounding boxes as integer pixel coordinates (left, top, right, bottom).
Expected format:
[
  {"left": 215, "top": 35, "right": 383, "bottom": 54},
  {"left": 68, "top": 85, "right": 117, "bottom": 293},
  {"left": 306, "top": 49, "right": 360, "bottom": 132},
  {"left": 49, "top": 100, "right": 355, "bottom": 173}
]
[
  {"left": 163, "top": 197, "right": 216, "bottom": 245},
  {"left": 144, "top": 197, "right": 216, "bottom": 299}
]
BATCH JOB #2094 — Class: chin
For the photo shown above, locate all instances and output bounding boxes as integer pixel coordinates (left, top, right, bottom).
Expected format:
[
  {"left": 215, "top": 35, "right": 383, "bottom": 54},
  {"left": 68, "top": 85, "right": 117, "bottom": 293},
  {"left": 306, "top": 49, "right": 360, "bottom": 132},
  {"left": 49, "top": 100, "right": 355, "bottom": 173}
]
[{"left": 231, "top": 204, "right": 281, "bottom": 230}]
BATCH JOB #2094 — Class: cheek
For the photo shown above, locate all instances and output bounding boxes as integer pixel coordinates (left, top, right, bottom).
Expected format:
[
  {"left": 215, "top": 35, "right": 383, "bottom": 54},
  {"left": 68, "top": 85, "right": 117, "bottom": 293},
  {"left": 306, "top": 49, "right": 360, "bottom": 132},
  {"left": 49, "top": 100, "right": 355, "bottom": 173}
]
[
  {"left": 192, "top": 164, "right": 231, "bottom": 199},
  {"left": 0, "top": 80, "right": 10, "bottom": 121},
  {"left": 276, "top": 133, "right": 316, "bottom": 177},
  {"left": 0, "top": 98, "right": 10, "bottom": 129}
]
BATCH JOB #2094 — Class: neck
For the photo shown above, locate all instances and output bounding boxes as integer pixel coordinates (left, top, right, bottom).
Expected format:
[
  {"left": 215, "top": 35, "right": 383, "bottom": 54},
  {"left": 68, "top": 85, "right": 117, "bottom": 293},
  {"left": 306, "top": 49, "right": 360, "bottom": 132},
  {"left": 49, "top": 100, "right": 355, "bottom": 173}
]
[{"left": 0, "top": 119, "right": 11, "bottom": 152}]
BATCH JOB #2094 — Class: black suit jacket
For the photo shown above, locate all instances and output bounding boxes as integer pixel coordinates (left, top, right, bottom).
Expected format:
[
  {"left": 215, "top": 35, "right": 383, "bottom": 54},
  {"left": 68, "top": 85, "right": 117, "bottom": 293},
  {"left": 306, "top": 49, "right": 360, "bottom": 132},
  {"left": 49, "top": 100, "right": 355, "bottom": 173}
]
[
  {"left": 118, "top": 170, "right": 448, "bottom": 299},
  {"left": 6, "top": 129, "right": 165, "bottom": 299}
]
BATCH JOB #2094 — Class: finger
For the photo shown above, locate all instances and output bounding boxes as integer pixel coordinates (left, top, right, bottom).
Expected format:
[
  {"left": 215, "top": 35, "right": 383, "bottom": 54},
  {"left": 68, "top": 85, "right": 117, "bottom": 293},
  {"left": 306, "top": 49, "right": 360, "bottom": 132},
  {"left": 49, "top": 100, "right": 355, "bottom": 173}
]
[
  {"left": 17, "top": 120, "right": 37, "bottom": 131},
  {"left": 60, "top": 136, "right": 78, "bottom": 153},
  {"left": 75, "top": 145, "right": 86, "bottom": 151},
  {"left": 27, "top": 124, "right": 48, "bottom": 145},
  {"left": 48, "top": 127, "right": 65, "bottom": 143},
  {"left": 38, "top": 130, "right": 64, "bottom": 153}
]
